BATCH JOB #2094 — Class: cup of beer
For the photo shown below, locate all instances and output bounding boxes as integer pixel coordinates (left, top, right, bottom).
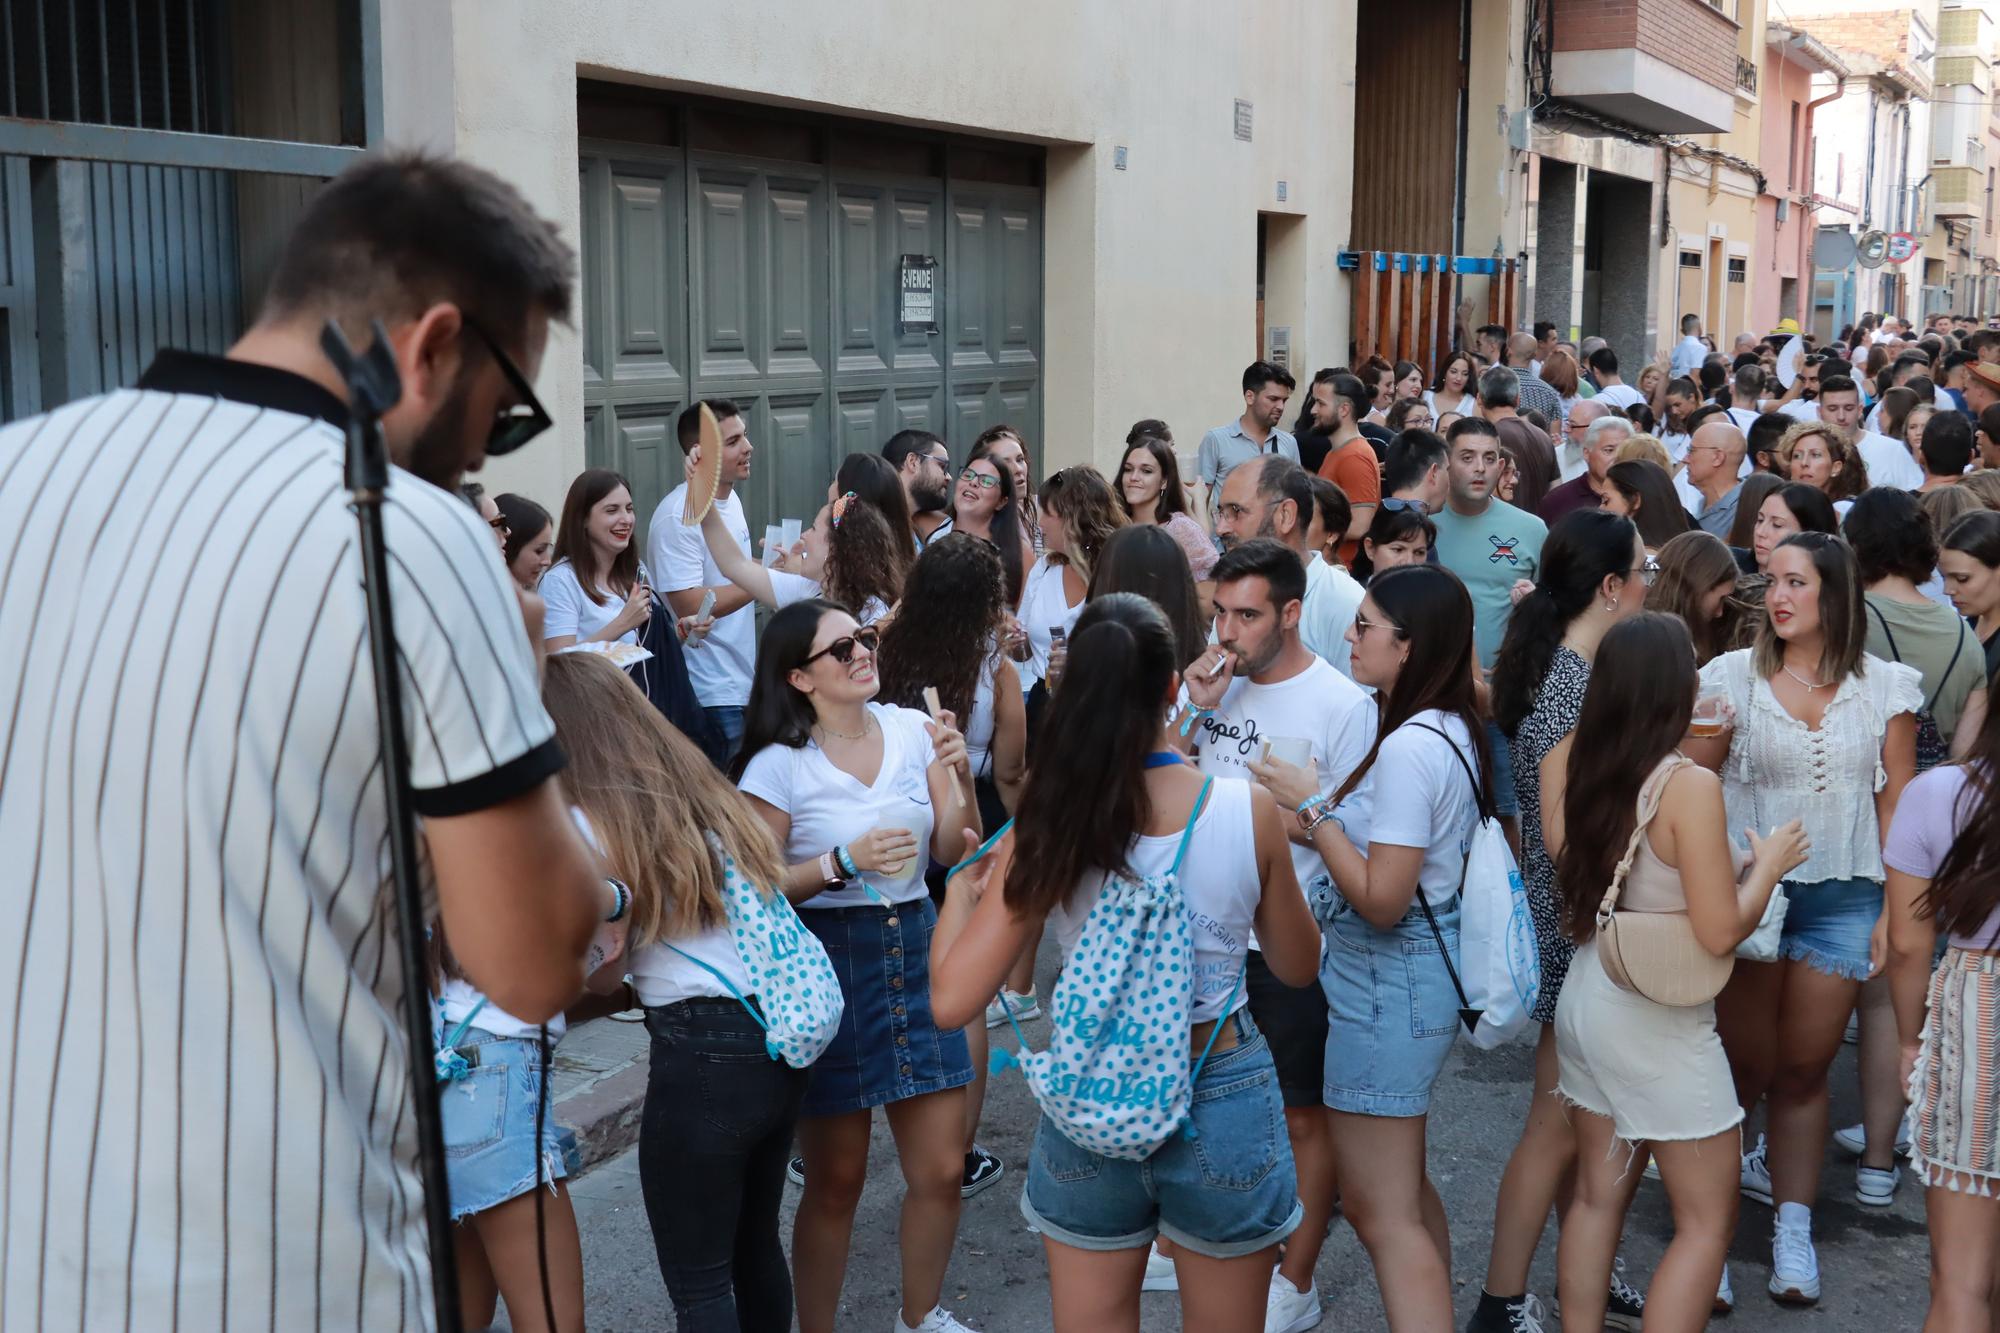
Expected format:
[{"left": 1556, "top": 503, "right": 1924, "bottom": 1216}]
[{"left": 1689, "top": 696, "right": 1728, "bottom": 738}]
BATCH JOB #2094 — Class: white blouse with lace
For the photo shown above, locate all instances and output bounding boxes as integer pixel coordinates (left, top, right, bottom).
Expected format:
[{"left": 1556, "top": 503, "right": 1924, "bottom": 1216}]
[{"left": 1697, "top": 649, "right": 1923, "bottom": 883}]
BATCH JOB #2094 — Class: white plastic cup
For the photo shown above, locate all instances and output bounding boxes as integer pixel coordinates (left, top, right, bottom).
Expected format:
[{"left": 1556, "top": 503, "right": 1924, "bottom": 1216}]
[
  {"left": 870, "top": 823, "right": 924, "bottom": 884},
  {"left": 762, "top": 524, "right": 785, "bottom": 567},
  {"left": 781, "top": 517, "right": 803, "bottom": 548},
  {"left": 1264, "top": 736, "right": 1312, "bottom": 768}
]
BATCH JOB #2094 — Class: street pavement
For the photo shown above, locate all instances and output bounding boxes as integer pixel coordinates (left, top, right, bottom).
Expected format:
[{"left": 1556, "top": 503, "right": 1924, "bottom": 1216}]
[{"left": 551, "top": 949, "right": 1930, "bottom": 1331}]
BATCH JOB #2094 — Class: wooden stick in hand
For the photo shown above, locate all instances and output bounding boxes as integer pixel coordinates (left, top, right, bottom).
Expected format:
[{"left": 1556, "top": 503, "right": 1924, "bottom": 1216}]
[{"left": 922, "top": 686, "right": 973, "bottom": 814}]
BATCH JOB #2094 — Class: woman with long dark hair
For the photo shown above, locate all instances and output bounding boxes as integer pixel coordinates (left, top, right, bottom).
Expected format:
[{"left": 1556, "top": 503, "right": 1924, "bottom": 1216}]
[
  {"left": 1686, "top": 533, "right": 1919, "bottom": 1307},
  {"left": 1544, "top": 614, "right": 1808, "bottom": 1333},
  {"left": 1117, "top": 432, "right": 1217, "bottom": 593},
  {"left": 733, "top": 600, "right": 978, "bottom": 1333},
  {"left": 1650, "top": 529, "right": 1743, "bottom": 665},
  {"left": 948, "top": 448, "right": 1032, "bottom": 606},
  {"left": 1941, "top": 510, "right": 2000, "bottom": 680},
  {"left": 1884, "top": 671, "right": 2000, "bottom": 1328},
  {"left": 495, "top": 492, "right": 554, "bottom": 591},
  {"left": 542, "top": 468, "right": 652, "bottom": 650},
  {"left": 1087, "top": 523, "right": 1209, "bottom": 670},
  {"left": 972, "top": 424, "right": 1044, "bottom": 558},
  {"left": 1601, "top": 459, "right": 1692, "bottom": 552},
  {"left": 929, "top": 594, "right": 1318, "bottom": 1331},
  {"left": 1750, "top": 482, "right": 1840, "bottom": 574},
  {"left": 540, "top": 653, "right": 807, "bottom": 1331},
  {"left": 833, "top": 451, "right": 917, "bottom": 554},
  {"left": 698, "top": 494, "right": 908, "bottom": 625},
  {"left": 1246, "top": 563, "right": 1489, "bottom": 1328},
  {"left": 1427, "top": 351, "right": 1479, "bottom": 418},
  {"left": 876, "top": 533, "right": 1026, "bottom": 1197},
  {"left": 1468, "top": 510, "right": 1651, "bottom": 1332}
]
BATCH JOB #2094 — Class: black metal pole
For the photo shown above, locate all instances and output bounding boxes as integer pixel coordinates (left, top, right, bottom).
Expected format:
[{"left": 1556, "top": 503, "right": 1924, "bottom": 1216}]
[{"left": 322, "top": 319, "right": 463, "bottom": 1333}]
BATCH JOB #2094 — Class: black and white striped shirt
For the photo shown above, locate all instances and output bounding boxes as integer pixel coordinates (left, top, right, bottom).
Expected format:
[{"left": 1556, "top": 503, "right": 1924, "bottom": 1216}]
[{"left": 0, "top": 351, "right": 561, "bottom": 1331}]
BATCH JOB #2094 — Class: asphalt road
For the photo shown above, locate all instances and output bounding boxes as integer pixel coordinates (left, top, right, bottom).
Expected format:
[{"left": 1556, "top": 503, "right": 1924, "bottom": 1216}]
[{"left": 553, "top": 953, "right": 1929, "bottom": 1331}]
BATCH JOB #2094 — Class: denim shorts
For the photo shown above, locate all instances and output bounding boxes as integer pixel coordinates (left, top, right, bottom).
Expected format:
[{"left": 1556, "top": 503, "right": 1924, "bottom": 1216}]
[
  {"left": 1778, "top": 875, "right": 1884, "bottom": 981},
  {"left": 439, "top": 1029, "right": 567, "bottom": 1222},
  {"left": 1320, "top": 896, "right": 1463, "bottom": 1117},
  {"left": 1019, "top": 1012, "right": 1304, "bottom": 1258},
  {"left": 1484, "top": 721, "right": 1520, "bottom": 818},
  {"left": 798, "top": 899, "right": 973, "bottom": 1117}
]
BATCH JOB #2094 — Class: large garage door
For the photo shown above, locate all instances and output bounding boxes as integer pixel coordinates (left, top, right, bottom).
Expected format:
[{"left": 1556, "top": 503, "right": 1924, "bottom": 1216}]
[{"left": 577, "top": 91, "right": 1044, "bottom": 546}]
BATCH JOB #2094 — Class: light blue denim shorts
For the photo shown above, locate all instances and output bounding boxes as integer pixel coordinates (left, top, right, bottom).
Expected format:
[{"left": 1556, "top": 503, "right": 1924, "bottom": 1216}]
[
  {"left": 1018, "top": 1012, "right": 1304, "bottom": 1258},
  {"left": 1778, "top": 876, "right": 1884, "bottom": 981},
  {"left": 439, "top": 1029, "right": 567, "bottom": 1222},
  {"left": 1320, "top": 896, "right": 1463, "bottom": 1117}
]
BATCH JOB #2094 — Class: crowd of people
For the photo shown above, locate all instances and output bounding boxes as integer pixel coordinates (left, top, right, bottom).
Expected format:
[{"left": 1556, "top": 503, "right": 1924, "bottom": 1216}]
[{"left": 429, "top": 303, "right": 2000, "bottom": 1333}]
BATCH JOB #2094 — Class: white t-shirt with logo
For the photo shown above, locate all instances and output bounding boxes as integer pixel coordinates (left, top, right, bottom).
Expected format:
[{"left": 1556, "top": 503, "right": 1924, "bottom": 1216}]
[
  {"left": 1185, "top": 655, "right": 1377, "bottom": 894},
  {"left": 737, "top": 702, "right": 939, "bottom": 908},
  {"left": 1357, "top": 709, "right": 1485, "bottom": 908},
  {"left": 649, "top": 484, "right": 755, "bottom": 708}
]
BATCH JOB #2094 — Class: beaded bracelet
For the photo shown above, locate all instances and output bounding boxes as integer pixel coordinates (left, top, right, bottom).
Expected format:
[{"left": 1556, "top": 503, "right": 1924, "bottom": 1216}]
[
  {"left": 1176, "top": 705, "right": 1214, "bottom": 739},
  {"left": 834, "top": 845, "right": 860, "bottom": 879},
  {"left": 604, "top": 877, "right": 631, "bottom": 923}
]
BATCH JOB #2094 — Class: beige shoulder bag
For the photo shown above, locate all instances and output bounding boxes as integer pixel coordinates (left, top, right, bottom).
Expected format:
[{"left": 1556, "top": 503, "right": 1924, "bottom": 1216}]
[{"left": 1594, "top": 756, "right": 1735, "bottom": 1007}]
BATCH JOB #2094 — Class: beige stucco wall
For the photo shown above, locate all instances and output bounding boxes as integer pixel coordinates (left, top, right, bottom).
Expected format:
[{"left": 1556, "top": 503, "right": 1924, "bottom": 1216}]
[{"left": 431, "top": 0, "right": 1358, "bottom": 505}]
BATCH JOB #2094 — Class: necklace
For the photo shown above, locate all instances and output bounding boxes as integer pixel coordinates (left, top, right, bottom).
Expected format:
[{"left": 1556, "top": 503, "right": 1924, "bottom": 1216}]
[
  {"left": 1781, "top": 663, "right": 1831, "bottom": 691},
  {"left": 815, "top": 714, "right": 873, "bottom": 742}
]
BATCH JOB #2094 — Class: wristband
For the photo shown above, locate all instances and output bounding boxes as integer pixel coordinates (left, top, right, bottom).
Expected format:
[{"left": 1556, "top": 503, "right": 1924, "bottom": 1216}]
[
  {"left": 818, "top": 851, "right": 839, "bottom": 885},
  {"left": 1177, "top": 706, "right": 1213, "bottom": 739},
  {"left": 834, "top": 845, "right": 860, "bottom": 879},
  {"left": 604, "top": 877, "right": 630, "bottom": 923}
]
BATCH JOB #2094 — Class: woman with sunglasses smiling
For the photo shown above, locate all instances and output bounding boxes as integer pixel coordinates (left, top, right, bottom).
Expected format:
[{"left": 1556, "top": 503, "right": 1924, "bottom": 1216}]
[{"left": 733, "top": 599, "right": 979, "bottom": 1333}]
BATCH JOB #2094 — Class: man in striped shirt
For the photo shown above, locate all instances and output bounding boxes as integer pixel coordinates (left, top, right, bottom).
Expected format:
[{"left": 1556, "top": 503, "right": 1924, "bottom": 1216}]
[{"left": 0, "top": 154, "right": 609, "bottom": 1330}]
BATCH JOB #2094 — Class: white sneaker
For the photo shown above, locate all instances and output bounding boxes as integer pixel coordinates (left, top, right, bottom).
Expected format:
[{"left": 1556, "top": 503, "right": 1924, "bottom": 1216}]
[
  {"left": 1264, "top": 1271, "right": 1322, "bottom": 1333},
  {"left": 1740, "top": 1133, "right": 1773, "bottom": 1206},
  {"left": 1832, "top": 1120, "right": 1913, "bottom": 1158},
  {"left": 1768, "top": 1220, "right": 1821, "bottom": 1305},
  {"left": 1142, "top": 1242, "right": 1179, "bottom": 1293},
  {"left": 1714, "top": 1263, "right": 1734, "bottom": 1315},
  {"left": 984, "top": 987, "right": 1041, "bottom": 1028},
  {"left": 897, "top": 1306, "right": 977, "bottom": 1333},
  {"left": 1856, "top": 1163, "right": 1902, "bottom": 1207}
]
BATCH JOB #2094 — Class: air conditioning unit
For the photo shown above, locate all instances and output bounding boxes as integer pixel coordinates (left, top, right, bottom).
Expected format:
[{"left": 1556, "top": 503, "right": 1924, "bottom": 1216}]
[{"left": 1776, "top": 198, "right": 1791, "bottom": 223}]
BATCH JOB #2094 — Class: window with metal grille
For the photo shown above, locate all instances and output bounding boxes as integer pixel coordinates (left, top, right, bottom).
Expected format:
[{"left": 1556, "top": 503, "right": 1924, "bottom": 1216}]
[
  {"left": 1680, "top": 251, "right": 1703, "bottom": 269},
  {"left": 2, "top": 0, "right": 218, "bottom": 131},
  {"left": 1727, "top": 258, "right": 1747, "bottom": 284}
]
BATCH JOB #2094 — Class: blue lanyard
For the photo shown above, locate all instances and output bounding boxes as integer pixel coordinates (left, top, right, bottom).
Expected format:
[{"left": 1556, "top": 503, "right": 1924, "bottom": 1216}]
[{"left": 1144, "top": 751, "right": 1185, "bottom": 769}]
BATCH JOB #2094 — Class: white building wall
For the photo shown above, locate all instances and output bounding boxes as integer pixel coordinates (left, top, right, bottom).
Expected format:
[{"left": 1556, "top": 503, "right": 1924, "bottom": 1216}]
[{"left": 412, "top": 0, "right": 1359, "bottom": 504}]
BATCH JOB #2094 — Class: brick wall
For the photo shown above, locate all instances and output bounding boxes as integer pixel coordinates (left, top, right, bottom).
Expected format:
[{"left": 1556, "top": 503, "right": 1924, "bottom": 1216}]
[
  {"left": 1785, "top": 11, "right": 1930, "bottom": 95},
  {"left": 1551, "top": 0, "right": 1738, "bottom": 94}
]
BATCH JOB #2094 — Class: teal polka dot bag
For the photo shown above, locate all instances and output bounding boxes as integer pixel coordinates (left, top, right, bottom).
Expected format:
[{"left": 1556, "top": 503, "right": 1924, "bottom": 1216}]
[
  {"left": 664, "top": 832, "right": 845, "bottom": 1068},
  {"left": 988, "top": 777, "right": 1245, "bottom": 1161}
]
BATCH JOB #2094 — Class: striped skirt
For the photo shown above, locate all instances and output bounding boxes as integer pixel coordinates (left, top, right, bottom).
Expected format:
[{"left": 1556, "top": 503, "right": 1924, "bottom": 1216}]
[{"left": 1911, "top": 948, "right": 2000, "bottom": 1195}]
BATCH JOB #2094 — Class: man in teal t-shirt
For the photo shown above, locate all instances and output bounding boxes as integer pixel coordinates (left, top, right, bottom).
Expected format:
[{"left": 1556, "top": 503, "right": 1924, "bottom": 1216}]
[{"left": 1430, "top": 418, "right": 1547, "bottom": 670}]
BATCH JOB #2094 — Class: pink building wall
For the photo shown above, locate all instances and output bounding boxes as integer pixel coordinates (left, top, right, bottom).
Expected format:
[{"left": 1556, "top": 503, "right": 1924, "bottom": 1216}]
[{"left": 1754, "top": 43, "right": 1824, "bottom": 333}]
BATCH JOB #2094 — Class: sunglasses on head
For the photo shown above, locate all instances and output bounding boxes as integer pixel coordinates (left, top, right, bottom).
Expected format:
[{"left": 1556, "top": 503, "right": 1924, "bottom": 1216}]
[
  {"left": 463, "top": 317, "right": 554, "bottom": 457},
  {"left": 801, "top": 624, "right": 881, "bottom": 667},
  {"left": 1380, "top": 497, "right": 1429, "bottom": 514}
]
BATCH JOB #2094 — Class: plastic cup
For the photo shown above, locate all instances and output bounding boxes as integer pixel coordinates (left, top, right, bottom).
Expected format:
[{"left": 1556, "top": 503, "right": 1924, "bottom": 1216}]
[
  {"left": 781, "top": 518, "right": 803, "bottom": 548},
  {"left": 871, "top": 823, "right": 924, "bottom": 883},
  {"left": 1689, "top": 696, "right": 1727, "bottom": 738},
  {"left": 1263, "top": 736, "right": 1312, "bottom": 768},
  {"left": 762, "top": 524, "right": 785, "bottom": 567}
]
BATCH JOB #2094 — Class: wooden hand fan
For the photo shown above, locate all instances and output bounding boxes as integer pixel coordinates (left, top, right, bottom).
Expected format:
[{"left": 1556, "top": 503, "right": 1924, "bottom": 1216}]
[{"left": 681, "top": 402, "right": 724, "bottom": 524}]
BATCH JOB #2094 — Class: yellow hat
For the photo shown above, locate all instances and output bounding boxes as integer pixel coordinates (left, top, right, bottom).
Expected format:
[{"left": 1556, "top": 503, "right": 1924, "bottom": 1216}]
[{"left": 1772, "top": 318, "right": 1802, "bottom": 335}]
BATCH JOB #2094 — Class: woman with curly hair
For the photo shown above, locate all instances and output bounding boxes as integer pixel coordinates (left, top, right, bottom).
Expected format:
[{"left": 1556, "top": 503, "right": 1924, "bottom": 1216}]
[
  {"left": 1779, "top": 421, "right": 1869, "bottom": 510},
  {"left": 698, "top": 492, "right": 908, "bottom": 624},
  {"left": 832, "top": 451, "right": 916, "bottom": 555},
  {"left": 876, "top": 532, "right": 1027, "bottom": 1201},
  {"left": 1020, "top": 466, "right": 1126, "bottom": 697}
]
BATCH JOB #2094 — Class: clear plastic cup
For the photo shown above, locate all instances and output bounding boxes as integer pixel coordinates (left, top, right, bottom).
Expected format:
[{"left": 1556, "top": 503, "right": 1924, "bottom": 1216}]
[
  {"left": 1690, "top": 696, "right": 1728, "bottom": 738},
  {"left": 781, "top": 517, "right": 803, "bottom": 548},
  {"left": 762, "top": 524, "right": 785, "bottom": 567},
  {"left": 1263, "top": 736, "right": 1312, "bottom": 768},
  {"left": 870, "top": 823, "right": 924, "bottom": 883}
]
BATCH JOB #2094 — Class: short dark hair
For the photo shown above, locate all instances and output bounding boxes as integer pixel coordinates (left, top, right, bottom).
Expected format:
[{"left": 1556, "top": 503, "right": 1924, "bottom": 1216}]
[
  {"left": 1476, "top": 323, "right": 1508, "bottom": 343},
  {"left": 1211, "top": 537, "right": 1307, "bottom": 610},
  {"left": 1684, "top": 403, "right": 1729, "bottom": 434},
  {"left": 1943, "top": 349, "right": 1976, "bottom": 376},
  {"left": 1308, "top": 475, "right": 1351, "bottom": 542},
  {"left": 1329, "top": 372, "right": 1370, "bottom": 422},
  {"left": 1894, "top": 352, "right": 1933, "bottom": 375},
  {"left": 1666, "top": 376, "right": 1698, "bottom": 400},
  {"left": 1587, "top": 346, "right": 1620, "bottom": 377},
  {"left": 1818, "top": 374, "right": 1859, "bottom": 398},
  {"left": 1920, "top": 409, "right": 1975, "bottom": 476},
  {"left": 1843, "top": 488, "right": 1938, "bottom": 585},
  {"left": 1384, "top": 429, "right": 1448, "bottom": 493},
  {"left": 676, "top": 399, "right": 742, "bottom": 454},
  {"left": 1747, "top": 411, "right": 1792, "bottom": 465},
  {"left": 1816, "top": 356, "right": 1853, "bottom": 381},
  {"left": 1243, "top": 360, "right": 1297, "bottom": 394},
  {"left": 261, "top": 152, "right": 575, "bottom": 348},
  {"left": 1447, "top": 416, "right": 1499, "bottom": 445},
  {"left": 1534, "top": 320, "right": 1559, "bottom": 342},
  {"left": 883, "top": 428, "right": 946, "bottom": 472}
]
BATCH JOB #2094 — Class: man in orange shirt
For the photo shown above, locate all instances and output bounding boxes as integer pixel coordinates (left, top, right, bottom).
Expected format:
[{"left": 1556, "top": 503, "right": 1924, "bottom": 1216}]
[{"left": 1312, "top": 371, "right": 1379, "bottom": 564}]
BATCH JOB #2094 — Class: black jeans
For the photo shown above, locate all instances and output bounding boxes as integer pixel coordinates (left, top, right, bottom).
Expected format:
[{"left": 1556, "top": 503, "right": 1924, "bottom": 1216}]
[{"left": 639, "top": 998, "right": 808, "bottom": 1333}]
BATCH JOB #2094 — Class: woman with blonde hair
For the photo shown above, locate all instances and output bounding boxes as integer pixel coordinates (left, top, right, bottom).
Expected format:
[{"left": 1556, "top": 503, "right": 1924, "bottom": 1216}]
[
  {"left": 544, "top": 652, "right": 808, "bottom": 1331},
  {"left": 1613, "top": 433, "right": 1674, "bottom": 474},
  {"left": 1960, "top": 468, "right": 2000, "bottom": 510},
  {"left": 1779, "top": 421, "right": 1869, "bottom": 508}
]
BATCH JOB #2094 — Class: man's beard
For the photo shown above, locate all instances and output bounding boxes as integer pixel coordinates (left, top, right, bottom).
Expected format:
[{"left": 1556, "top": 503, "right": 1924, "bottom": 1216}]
[
  {"left": 402, "top": 388, "right": 473, "bottom": 491},
  {"left": 913, "top": 478, "right": 951, "bottom": 514}
]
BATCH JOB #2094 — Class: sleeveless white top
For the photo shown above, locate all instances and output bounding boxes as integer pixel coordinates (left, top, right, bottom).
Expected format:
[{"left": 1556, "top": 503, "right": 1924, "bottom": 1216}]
[
  {"left": 963, "top": 650, "right": 1001, "bottom": 778},
  {"left": 1047, "top": 778, "right": 1260, "bottom": 1022},
  {"left": 1697, "top": 649, "right": 1923, "bottom": 882}
]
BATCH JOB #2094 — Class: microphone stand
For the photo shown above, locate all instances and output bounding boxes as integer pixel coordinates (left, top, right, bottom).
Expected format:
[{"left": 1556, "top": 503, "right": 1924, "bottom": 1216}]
[{"left": 321, "top": 319, "right": 463, "bottom": 1333}]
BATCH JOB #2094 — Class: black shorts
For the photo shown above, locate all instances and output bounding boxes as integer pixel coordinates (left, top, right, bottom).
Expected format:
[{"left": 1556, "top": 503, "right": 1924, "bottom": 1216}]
[{"left": 1244, "top": 948, "right": 1329, "bottom": 1108}]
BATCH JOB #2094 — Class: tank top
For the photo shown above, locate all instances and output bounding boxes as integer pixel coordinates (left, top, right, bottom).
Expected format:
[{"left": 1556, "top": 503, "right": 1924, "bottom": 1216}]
[
  {"left": 1046, "top": 778, "right": 1262, "bottom": 1022},
  {"left": 963, "top": 650, "right": 1001, "bottom": 777},
  {"left": 1619, "top": 755, "right": 1745, "bottom": 913}
]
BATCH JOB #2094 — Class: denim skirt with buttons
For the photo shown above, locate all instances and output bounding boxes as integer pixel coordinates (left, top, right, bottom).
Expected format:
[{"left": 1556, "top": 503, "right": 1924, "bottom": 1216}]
[{"left": 797, "top": 899, "right": 974, "bottom": 1118}]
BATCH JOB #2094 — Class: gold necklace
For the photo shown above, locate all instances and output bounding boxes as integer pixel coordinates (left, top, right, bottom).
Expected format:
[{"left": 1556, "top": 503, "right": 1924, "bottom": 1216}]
[{"left": 816, "top": 714, "right": 873, "bottom": 742}]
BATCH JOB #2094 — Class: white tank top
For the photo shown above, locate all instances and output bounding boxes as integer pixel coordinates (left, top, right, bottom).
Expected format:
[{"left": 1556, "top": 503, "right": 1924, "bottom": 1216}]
[
  {"left": 963, "top": 651, "right": 1000, "bottom": 777},
  {"left": 1047, "top": 778, "right": 1261, "bottom": 1022}
]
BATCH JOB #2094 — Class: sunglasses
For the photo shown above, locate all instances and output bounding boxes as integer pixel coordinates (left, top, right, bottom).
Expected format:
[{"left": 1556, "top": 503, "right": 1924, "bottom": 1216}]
[
  {"left": 800, "top": 624, "right": 881, "bottom": 667},
  {"left": 463, "top": 318, "right": 553, "bottom": 457},
  {"left": 1380, "top": 497, "right": 1429, "bottom": 514},
  {"left": 488, "top": 516, "right": 510, "bottom": 535}
]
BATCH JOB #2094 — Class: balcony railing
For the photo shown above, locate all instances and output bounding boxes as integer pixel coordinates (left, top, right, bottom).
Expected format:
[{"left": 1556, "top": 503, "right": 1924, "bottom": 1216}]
[{"left": 1737, "top": 56, "right": 1758, "bottom": 95}]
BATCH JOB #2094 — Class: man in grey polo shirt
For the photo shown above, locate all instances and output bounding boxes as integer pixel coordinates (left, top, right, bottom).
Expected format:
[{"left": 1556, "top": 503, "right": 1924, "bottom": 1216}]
[
  {"left": 1197, "top": 359, "right": 1299, "bottom": 525},
  {"left": 1684, "top": 419, "right": 1750, "bottom": 537}
]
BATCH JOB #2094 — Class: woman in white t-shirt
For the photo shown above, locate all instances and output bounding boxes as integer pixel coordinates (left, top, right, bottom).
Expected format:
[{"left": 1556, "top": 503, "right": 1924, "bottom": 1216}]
[
  {"left": 1249, "top": 562, "right": 1489, "bottom": 1330},
  {"left": 538, "top": 652, "right": 809, "bottom": 1331},
  {"left": 1019, "top": 466, "right": 1126, "bottom": 697},
  {"left": 541, "top": 468, "right": 654, "bottom": 650},
  {"left": 698, "top": 493, "right": 906, "bottom": 626},
  {"left": 734, "top": 599, "right": 978, "bottom": 1333},
  {"left": 928, "top": 593, "right": 1318, "bottom": 1329}
]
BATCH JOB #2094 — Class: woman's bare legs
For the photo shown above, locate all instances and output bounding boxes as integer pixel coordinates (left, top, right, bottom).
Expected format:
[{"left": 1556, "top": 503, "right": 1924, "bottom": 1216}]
[
  {"left": 464, "top": 1181, "right": 586, "bottom": 1333},
  {"left": 1480, "top": 1025, "right": 1575, "bottom": 1299},
  {"left": 1554, "top": 1111, "right": 1644, "bottom": 1333},
  {"left": 1329, "top": 1110, "right": 1453, "bottom": 1330},
  {"left": 1648, "top": 1130, "right": 1743, "bottom": 1332}
]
